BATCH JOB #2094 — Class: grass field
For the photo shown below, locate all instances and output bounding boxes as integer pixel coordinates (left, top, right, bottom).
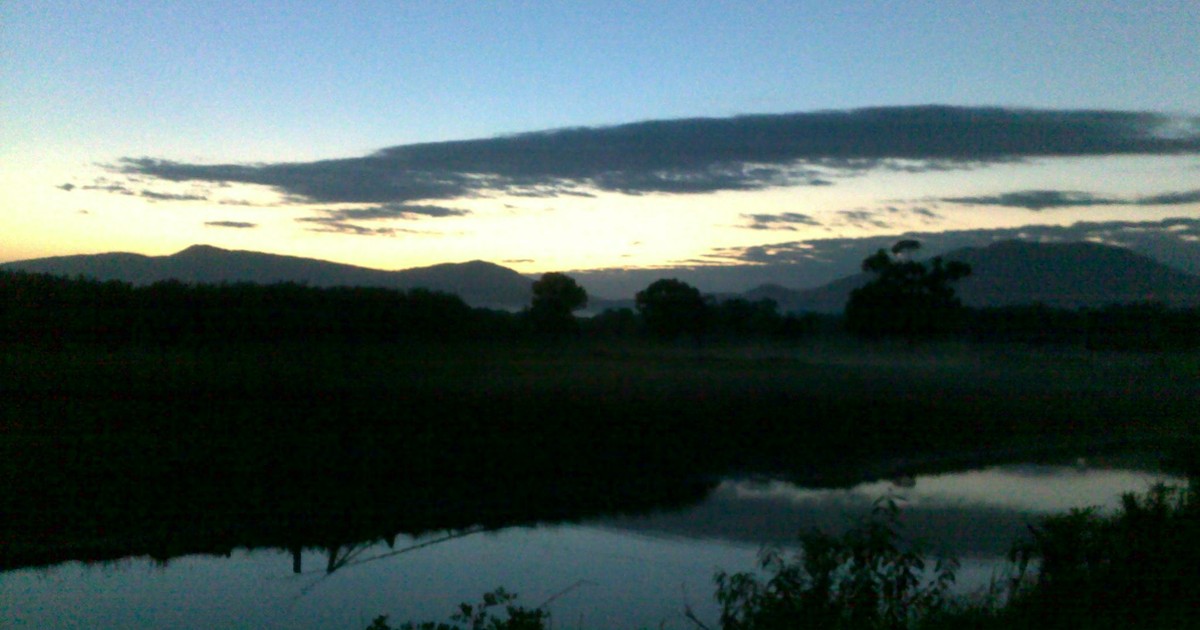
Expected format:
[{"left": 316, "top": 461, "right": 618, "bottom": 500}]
[{"left": 2, "top": 337, "right": 1196, "bottom": 570}]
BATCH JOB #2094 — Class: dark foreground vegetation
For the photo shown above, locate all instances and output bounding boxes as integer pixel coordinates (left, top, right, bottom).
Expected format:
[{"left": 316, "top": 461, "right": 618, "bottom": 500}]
[{"left": 370, "top": 482, "right": 1200, "bottom": 629}]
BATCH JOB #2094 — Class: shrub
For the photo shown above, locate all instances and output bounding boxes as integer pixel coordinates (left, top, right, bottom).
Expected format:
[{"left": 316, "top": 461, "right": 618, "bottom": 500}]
[{"left": 714, "top": 496, "right": 958, "bottom": 630}]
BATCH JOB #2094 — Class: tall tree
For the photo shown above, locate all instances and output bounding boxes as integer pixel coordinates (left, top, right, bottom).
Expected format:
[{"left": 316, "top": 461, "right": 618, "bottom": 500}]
[
  {"left": 528, "top": 272, "right": 587, "bottom": 334},
  {"left": 844, "top": 241, "right": 971, "bottom": 338},
  {"left": 635, "top": 278, "right": 708, "bottom": 339}
]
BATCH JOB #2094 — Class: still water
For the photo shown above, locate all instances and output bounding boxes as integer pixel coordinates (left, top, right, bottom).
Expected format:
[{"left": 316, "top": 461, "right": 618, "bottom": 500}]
[{"left": 3, "top": 463, "right": 1183, "bottom": 629}]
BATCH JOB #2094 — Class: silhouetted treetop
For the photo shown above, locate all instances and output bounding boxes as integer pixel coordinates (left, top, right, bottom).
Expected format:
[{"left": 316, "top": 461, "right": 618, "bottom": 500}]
[
  {"left": 636, "top": 278, "right": 708, "bottom": 339},
  {"left": 527, "top": 272, "right": 588, "bottom": 334},
  {"left": 845, "top": 240, "right": 972, "bottom": 338}
]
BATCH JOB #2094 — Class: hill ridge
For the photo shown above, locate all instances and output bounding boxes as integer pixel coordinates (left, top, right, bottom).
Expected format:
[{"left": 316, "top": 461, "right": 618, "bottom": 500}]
[
  {"left": 1, "top": 246, "right": 534, "bottom": 309},
  {"left": 749, "top": 239, "right": 1200, "bottom": 313}
]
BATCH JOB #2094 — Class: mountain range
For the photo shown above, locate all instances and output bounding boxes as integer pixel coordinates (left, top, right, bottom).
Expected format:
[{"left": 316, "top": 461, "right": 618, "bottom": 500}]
[
  {"left": 3, "top": 241, "right": 1198, "bottom": 313},
  {"left": 748, "top": 240, "right": 1200, "bottom": 313},
  {"left": 0, "top": 245, "right": 533, "bottom": 309}
]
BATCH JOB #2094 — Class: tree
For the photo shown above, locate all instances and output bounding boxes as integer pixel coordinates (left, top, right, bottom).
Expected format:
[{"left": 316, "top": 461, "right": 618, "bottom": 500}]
[
  {"left": 711, "top": 297, "right": 783, "bottom": 338},
  {"left": 635, "top": 278, "right": 708, "bottom": 339},
  {"left": 527, "top": 272, "right": 587, "bottom": 334},
  {"left": 844, "top": 240, "right": 971, "bottom": 338}
]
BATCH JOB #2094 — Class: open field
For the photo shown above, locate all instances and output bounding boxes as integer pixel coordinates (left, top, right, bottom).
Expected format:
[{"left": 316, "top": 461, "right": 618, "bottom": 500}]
[
  {"left": 2, "top": 338, "right": 1196, "bottom": 570},
  {"left": 4, "top": 337, "right": 1196, "bottom": 468}
]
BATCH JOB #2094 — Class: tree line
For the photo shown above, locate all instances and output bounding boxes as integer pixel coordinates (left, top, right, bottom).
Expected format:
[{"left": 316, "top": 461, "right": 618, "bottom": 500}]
[
  {"left": 3, "top": 243, "right": 1197, "bottom": 350},
  {"left": 0, "top": 272, "right": 493, "bottom": 348},
  {"left": 844, "top": 240, "right": 1200, "bottom": 350},
  {"left": 0, "top": 270, "right": 814, "bottom": 349}
]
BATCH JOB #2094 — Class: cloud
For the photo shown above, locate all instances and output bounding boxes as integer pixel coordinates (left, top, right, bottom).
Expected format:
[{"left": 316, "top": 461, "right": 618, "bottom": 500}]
[
  {"left": 292, "top": 203, "right": 470, "bottom": 236},
  {"left": 1136, "top": 189, "right": 1200, "bottom": 205},
  {"left": 835, "top": 209, "right": 893, "bottom": 229},
  {"left": 141, "top": 190, "right": 208, "bottom": 202},
  {"left": 943, "top": 188, "right": 1200, "bottom": 211},
  {"left": 314, "top": 203, "right": 471, "bottom": 221},
  {"left": 295, "top": 216, "right": 424, "bottom": 237},
  {"left": 218, "top": 199, "right": 281, "bottom": 207},
  {"left": 742, "top": 205, "right": 941, "bottom": 233},
  {"left": 944, "top": 190, "right": 1123, "bottom": 211},
  {"left": 702, "top": 217, "right": 1200, "bottom": 273},
  {"left": 82, "top": 182, "right": 135, "bottom": 195},
  {"left": 113, "top": 106, "right": 1200, "bottom": 205},
  {"left": 741, "top": 212, "right": 823, "bottom": 231},
  {"left": 566, "top": 217, "right": 1200, "bottom": 297},
  {"left": 204, "top": 221, "right": 257, "bottom": 229}
]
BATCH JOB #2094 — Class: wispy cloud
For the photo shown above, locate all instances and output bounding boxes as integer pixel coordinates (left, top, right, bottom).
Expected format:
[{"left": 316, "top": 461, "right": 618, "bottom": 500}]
[
  {"left": 944, "top": 190, "right": 1123, "bottom": 211},
  {"left": 741, "top": 212, "right": 823, "bottom": 231},
  {"left": 703, "top": 217, "right": 1200, "bottom": 271},
  {"left": 112, "top": 106, "right": 1200, "bottom": 205},
  {"left": 142, "top": 190, "right": 208, "bottom": 202},
  {"left": 312, "top": 203, "right": 470, "bottom": 221},
  {"left": 81, "top": 182, "right": 135, "bottom": 195},
  {"left": 943, "top": 188, "right": 1200, "bottom": 211},
  {"left": 1136, "top": 189, "right": 1200, "bottom": 205},
  {"left": 835, "top": 209, "right": 892, "bottom": 229},
  {"left": 204, "top": 221, "right": 257, "bottom": 229},
  {"left": 292, "top": 203, "right": 470, "bottom": 236}
]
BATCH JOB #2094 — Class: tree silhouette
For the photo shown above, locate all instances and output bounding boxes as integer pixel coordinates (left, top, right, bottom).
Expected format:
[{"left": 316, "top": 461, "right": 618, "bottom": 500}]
[
  {"left": 635, "top": 278, "right": 708, "bottom": 339},
  {"left": 844, "top": 241, "right": 971, "bottom": 338},
  {"left": 527, "top": 272, "right": 587, "bottom": 334}
]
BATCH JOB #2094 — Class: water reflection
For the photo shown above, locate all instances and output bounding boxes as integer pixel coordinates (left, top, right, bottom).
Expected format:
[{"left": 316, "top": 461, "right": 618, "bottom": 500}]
[
  {"left": 602, "top": 464, "right": 1186, "bottom": 559},
  {"left": 2, "top": 461, "right": 1184, "bottom": 629}
]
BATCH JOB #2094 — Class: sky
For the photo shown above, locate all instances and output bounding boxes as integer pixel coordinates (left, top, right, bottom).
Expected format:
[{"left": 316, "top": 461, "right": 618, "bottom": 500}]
[{"left": 3, "top": 1, "right": 1199, "bottom": 292}]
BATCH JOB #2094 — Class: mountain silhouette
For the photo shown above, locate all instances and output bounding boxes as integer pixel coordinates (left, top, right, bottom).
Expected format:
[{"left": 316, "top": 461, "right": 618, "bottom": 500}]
[
  {"left": 6, "top": 240, "right": 1198, "bottom": 313},
  {"left": 746, "top": 240, "right": 1200, "bottom": 313},
  {"left": 1, "top": 245, "right": 533, "bottom": 309}
]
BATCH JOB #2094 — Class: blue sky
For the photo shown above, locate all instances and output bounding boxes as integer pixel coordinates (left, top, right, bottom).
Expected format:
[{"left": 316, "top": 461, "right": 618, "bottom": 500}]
[{"left": 3, "top": 1, "right": 1199, "bottom": 289}]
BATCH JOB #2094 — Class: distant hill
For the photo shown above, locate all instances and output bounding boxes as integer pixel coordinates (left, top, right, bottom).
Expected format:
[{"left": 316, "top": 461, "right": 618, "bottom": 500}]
[
  {"left": 8, "top": 240, "right": 1198, "bottom": 314},
  {"left": 746, "top": 240, "right": 1200, "bottom": 313},
  {"left": 1, "top": 245, "right": 534, "bottom": 309}
]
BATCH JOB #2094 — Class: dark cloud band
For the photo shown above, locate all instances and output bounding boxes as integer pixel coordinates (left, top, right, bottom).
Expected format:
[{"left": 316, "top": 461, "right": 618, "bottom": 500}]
[
  {"left": 115, "top": 106, "right": 1200, "bottom": 205},
  {"left": 945, "top": 188, "right": 1200, "bottom": 211}
]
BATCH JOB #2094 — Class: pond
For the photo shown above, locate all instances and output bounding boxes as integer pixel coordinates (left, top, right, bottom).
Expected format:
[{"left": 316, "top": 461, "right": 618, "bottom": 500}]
[{"left": 1, "top": 460, "right": 1184, "bottom": 629}]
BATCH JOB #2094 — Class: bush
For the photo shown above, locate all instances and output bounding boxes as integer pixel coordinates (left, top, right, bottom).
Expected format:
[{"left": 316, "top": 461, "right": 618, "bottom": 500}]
[
  {"left": 367, "top": 588, "right": 548, "bottom": 630},
  {"left": 714, "top": 496, "right": 958, "bottom": 630}
]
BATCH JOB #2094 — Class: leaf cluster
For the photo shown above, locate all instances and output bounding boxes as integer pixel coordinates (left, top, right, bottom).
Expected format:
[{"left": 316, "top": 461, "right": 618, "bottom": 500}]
[
  {"left": 368, "top": 588, "right": 548, "bottom": 630},
  {"left": 714, "top": 496, "right": 958, "bottom": 630},
  {"left": 845, "top": 242, "right": 971, "bottom": 338}
]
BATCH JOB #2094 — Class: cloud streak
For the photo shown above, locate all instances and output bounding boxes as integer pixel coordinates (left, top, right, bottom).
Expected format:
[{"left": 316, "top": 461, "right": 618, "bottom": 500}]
[
  {"left": 141, "top": 190, "right": 208, "bottom": 202},
  {"left": 741, "top": 212, "right": 823, "bottom": 231},
  {"left": 944, "top": 188, "right": 1200, "bottom": 211},
  {"left": 291, "top": 203, "right": 470, "bottom": 237},
  {"left": 114, "top": 106, "right": 1200, "bottom": 205},
  {"left": 204, "top": 221, "right": 257, "bottom": 229},
  {"left": 703, "top": 217, "right": 1200, "bottom": 273}
]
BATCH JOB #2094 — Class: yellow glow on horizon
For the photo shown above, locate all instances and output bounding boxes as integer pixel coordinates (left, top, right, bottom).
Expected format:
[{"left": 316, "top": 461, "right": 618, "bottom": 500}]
[{"left": 3, "top": 154, "right": 1198, "bottom": 272}]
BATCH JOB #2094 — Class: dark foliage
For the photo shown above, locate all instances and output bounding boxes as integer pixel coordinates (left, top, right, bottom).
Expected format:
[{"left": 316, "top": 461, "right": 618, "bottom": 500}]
[
  {"left": 0, "top": 270, "right": 503, "bottom": 348},
  {"left": 583, "top": 307, "right": 639, "bottom": 338},
  {"left": 368, "top": 589, "right": 548, "bottom": 630},
  {"left": 709, "top": 297, "right": 782, "bottom": 337},
  {"left": 715, "top": 496, "right": 958, "bottom": 630},
  {"left": 966, "top": 302, "right": 1200, "bottom": 351},
  {"left": 844, "top": 243, "right": 971, "bottom": 338},
  {"left": 635, "top": 278, "right": 709, "bottom": 339},
  {"left": 526, "top": 272, "right": 587, "bottom": 335}
]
